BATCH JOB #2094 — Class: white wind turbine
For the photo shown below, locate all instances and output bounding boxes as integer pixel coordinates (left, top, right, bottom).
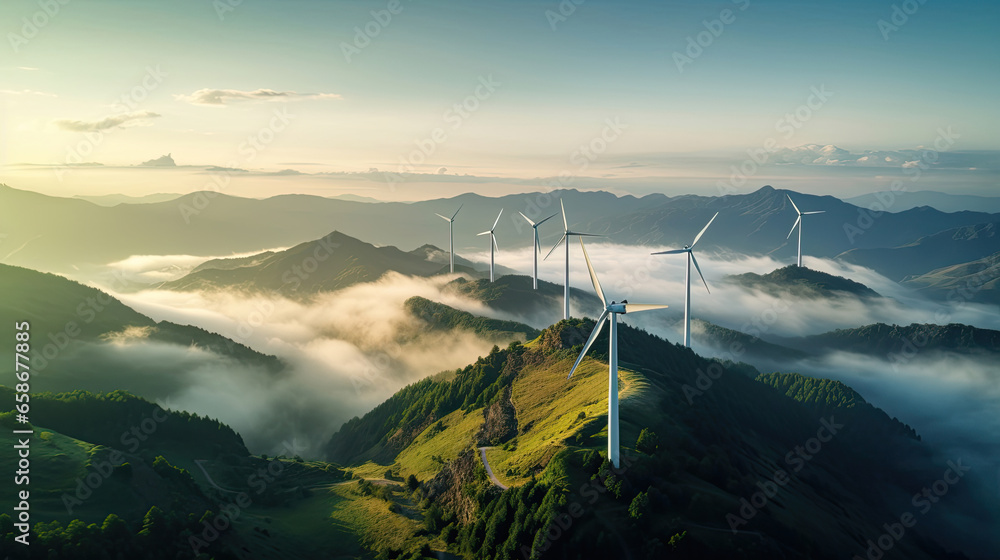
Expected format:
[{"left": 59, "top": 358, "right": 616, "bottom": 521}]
[
  {"left": 651, "top": 212, "right": 718, "bottom": 348},
  {"left": 568, "top": 238, "right": 668, "bottom": 468},
  {"left": 518, "top": 211, "right": 558, "bottom": 289},
  {"left": 545, "top": 199, "right": 601, "bottom": 320},
  {"left": 434, "top": 204, "right": 463, "bottom": 273},
  {"left": 477, "top": 209, "right": 503, "bottom": 282},
  {"left": 786, "top": 195, "right": 825, "bottom": 267}
]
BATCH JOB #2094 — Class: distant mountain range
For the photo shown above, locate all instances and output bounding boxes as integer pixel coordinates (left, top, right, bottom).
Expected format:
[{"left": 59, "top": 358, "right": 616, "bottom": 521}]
[
  {"left": 844, "top": 190, "right": 1000, "bottom": 214},
  {"left": 3, "top": 183, "right": 999, "bottom": 291},
  {"left": 903, "top": 251, "right": 1000, "bottom": 305}
]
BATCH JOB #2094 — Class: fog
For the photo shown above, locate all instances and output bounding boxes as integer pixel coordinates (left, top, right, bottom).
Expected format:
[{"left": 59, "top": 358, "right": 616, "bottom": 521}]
[{"left": 82, "top": 243, "right": 999, "bottom": 475}]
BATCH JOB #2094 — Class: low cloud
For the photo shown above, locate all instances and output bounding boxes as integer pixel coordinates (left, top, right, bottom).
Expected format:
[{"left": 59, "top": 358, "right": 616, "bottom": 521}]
[
  {"left": 176, "top": 88, "right": 342, "bottom": 106},
  {"left": 54, "top": 111, "right": 161, "bottom": 132}
]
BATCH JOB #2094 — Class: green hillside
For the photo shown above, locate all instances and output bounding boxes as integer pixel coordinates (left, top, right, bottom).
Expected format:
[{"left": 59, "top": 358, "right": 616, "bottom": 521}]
[
  {"left": 445, "top": 275, "right": 601, "bottom": 318},
  {"left": 320, "top": 319, "right": 990, "bottom": 559},
  {"left": 0, "top": 263, "right": 282, "bottom": 396},
  {"left": 405, "top": 296, "right": 540, "bottom": 342},
  {"left": 725, "top": 265, "right": 880, "bottom": 299},
  {"left": 789, "top": 322, "right": 1000, "bottom": 357}
]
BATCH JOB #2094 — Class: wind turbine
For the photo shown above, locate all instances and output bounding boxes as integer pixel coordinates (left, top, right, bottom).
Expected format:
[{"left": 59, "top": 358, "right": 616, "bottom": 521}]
[
  {"left": 519, "top": 211, "right": 558, "bottom": 289},
  {"left": 651, "top": 212, "right": 718, "bottom": 348},
  {"left": 786, "top": 195, "right": 825, "bottom": 267},
  {"left": 545, "top": 199, "right": 601, "bottom": 320},
  {"left": 477, "top": 209, "right": 503, "bottom": 282},
  {"left": 434, "top": 204, "right": 463, "bottom": 273},
  {"left": 568, "top": 238, "right": 667, "bottom": 468}
]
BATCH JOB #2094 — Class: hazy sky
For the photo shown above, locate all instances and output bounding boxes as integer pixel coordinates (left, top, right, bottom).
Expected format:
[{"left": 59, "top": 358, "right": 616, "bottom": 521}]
[{"left": 1, "top": 0, "right": 997, "bottom": 191}]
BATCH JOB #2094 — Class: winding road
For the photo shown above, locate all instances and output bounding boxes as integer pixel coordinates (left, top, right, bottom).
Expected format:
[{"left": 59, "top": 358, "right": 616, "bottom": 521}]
[{"left": 478, "top": 447, "right": 508, "bottom": 490}]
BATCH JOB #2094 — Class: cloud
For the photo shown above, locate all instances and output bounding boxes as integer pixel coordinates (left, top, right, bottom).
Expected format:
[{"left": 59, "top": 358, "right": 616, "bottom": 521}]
[
  {"left": 176, "top": 88, "right": 342, "bottom": 106},
  {"left": 103, "top": 272, "right": 508, "bottom": 457},
  {"left": 54, "top": 110, "right": 161, "bottom": 132},
  {"left": 0, "top": 89, "right": 56, "bottom": 97}
]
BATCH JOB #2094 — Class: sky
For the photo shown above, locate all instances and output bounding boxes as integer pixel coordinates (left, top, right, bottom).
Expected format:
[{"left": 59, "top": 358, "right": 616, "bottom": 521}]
[{"left": 1, "top": 0, "right": 998, "bottom": 197}]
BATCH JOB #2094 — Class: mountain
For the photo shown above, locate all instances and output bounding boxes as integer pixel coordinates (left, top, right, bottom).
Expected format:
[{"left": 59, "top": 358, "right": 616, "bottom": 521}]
[
  {"left": 902, "top": 251, "right": 1000, "bottom": 305},
  {"left": 3, "top": 184, "right": 998, "bottom": 279},
  {"left": 690, "top": 318, "right": 809, "bottom": 362},
  {"left": 844, "top": 190, "right": 1000, "bottom": 214},
  {"left": 0, "top": 263, "right": 282, "bottom": 396},
  {"left": 836, "top": 222, "right": 1000, "bottom": 281},
  {"left": 576, "top": 185, "right": 1000, "bottom": 263},
  {"left": 782, "top": 322, "right": 1000, "bottom": 358},
  {"left": 323, "top": 320, "right": 995, "bottom": 559},
  {"left": 160, "top": 231, "right": 459, "bottom": 296},
  {"left": 0, "top": 184, "right": 661, "bottom": 274},
  {"left": 405, "top": 296, "right": 540, "bottom": 343},
  {"left": 443, "top": 275, "right": 602, "bottom": 320},
  {"left": 724, "top": 265, "right": 881, "bottom": 299},
  {"left": 139, "top": 153, "right": 176, "bottom": 167},
  {"left": 74, "top": 192, "right": 184, "bottom": 206}
]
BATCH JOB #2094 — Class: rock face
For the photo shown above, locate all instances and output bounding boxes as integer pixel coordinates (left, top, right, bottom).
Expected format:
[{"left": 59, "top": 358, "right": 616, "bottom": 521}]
[
  {"left": 424, "top": 449, "right": 485, "bottom": 524},
  {"left": 476, "top": 386, "right": 517, "bottom": 446}
]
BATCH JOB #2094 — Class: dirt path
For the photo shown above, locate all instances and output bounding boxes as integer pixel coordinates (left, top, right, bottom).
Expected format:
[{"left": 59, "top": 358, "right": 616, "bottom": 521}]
[{"left": 478, "top": 447, "right": 508, "bottom": 490}]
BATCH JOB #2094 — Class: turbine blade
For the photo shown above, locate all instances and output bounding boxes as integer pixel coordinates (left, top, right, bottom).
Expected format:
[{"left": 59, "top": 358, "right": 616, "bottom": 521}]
[
  {"left": 579, "top": 237, "right": 607, "bottom": 306},
  {"left": 518, "top": 211, "right": 536, "bottom": 227},
  {"left": 651, "top": 249, "right": 687, "bottom": 255},
  {"left": 566, "top": 231, "right": 603, "bottom": 237},
  {"left": 691, "top": 252, "right": 710, "bottom": 294},
  {"left": 624, "top": 303, "right": 668, "bottom": 313},
  {"left": 567, "top": 309, "right": 609, "bottom": 379},
  {"left": 544, "top": 234, "right": 566, "bottom": 260},
  {"left": 802, "top": 210, "right": 825, "bottom": 215},
  {"left": 435, "top": 213, "right": 451, "bottom": 222},
  {"left": 451, "top": 204, "right": 463, "bottom": 220},
  {"left": 786, "top": 216, "right": 801, "bottom": 239},
  {"left": 492, "top": 209, "right": 503, "bottom": 231},
  {"left": 536, "top": 212, "right": 558, "bottom": 226},
  {"left": 492, "top": 233, "right": 500, "bottom": 253},
  {"left": 787, "top": 194, "right": 801, "bottom": 215},
  {"left": 535, "top": 233, "right": 541, "bottom": 255},
  {"left": 560, "top": 199, "right": 568, "bottom": 231},
  {"left": 477, "top": 231, "right": 491, "bottom": 236},
  {"left": 691, "top": 212, "right": 719, "bottom": 248}
]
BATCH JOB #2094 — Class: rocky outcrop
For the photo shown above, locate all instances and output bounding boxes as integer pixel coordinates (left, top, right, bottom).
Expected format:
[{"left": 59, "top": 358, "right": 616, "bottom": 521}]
[{"left": 476, "top": 386, "right": 517, "bottom": 446}]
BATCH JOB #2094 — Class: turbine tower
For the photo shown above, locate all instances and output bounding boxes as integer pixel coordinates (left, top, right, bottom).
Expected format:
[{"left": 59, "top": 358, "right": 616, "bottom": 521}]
[
  {"left": 477, "top": 209, "right": 503, "bottom": 282},
  {"left": 434, "top": 204, "right": 463, "bottom": 273},
  {"left": 518, "top": 211, "right": 557, "bottom": 289},
  {"left": 569, "top": 238, "right": 667, "bottom": 468},
  {"left": 786, "top": 195, "right": 825, "bottom": 267},
  {"left": 545, "top": 199, "right": 601, "bottom": 320},
  {"left": 651, "top": 212, "right": 718, "bottom": 348}
]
